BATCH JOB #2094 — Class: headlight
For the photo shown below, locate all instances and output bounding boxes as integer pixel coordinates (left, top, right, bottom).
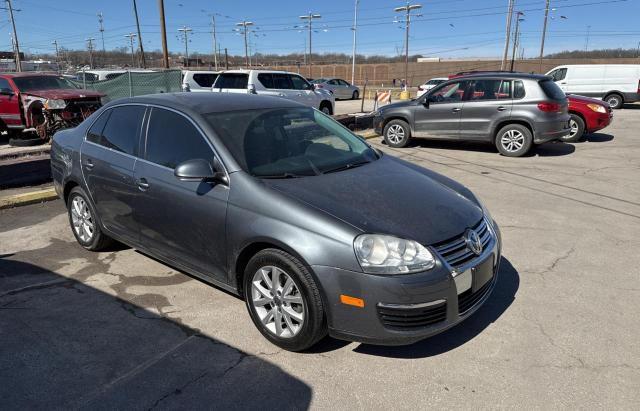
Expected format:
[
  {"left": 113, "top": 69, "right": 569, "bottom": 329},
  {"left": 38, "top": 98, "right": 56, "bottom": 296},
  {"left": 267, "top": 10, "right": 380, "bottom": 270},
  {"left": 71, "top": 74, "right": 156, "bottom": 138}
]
[
  {"left": 44, "top": 99, "right": 66, "bottom": 110},
  {"left": 587, "top": 103, "right": 607, "bottom": 113},
  {"left": 354, "top": 234, "right": 436, "bottom": 274}
]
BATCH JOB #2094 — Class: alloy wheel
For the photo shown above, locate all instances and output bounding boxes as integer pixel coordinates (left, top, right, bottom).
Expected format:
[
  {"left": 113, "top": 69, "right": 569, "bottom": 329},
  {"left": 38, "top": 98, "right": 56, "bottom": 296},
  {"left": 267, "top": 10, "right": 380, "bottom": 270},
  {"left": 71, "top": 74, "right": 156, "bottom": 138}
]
[
  {"left": 500, "top": 129, "right": 525, "bottom": 152},
  {"left": 569, "top": 119, "right": 579, "bottom": 138},
  {"left": 70, "top": 196, "right": 94, "bottom": 243},
  {"left": 387, "top": 124, "right": 405, "bottom": 144},
  {"left": 251, "top": 266, "right": 305, "bottom": 338},
  {"left": 606, "top": 96, "right": 620, "bottom": 108}
]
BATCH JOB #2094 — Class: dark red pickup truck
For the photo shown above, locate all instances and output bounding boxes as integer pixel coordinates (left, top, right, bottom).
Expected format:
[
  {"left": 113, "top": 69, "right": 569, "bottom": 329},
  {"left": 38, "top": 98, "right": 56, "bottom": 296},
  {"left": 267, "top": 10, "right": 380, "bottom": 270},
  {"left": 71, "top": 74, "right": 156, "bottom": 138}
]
[{"left": 0, "top": 73, "right": 105, "bottom": 145}]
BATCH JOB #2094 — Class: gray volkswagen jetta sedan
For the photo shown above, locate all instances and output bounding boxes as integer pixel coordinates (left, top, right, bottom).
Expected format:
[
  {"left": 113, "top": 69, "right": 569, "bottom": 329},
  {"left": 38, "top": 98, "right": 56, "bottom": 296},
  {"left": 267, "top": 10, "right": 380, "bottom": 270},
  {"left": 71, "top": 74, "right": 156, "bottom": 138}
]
[{"left": 51, "top": 93, "right": 501, "bottom": 351}]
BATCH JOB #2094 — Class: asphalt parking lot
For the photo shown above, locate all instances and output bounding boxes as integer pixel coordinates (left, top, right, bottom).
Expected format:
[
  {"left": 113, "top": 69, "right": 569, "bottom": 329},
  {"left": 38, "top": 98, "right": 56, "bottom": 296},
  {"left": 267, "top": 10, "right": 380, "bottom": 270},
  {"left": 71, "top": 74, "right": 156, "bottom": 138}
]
[{"left": 1, "top": 106, "right": 639, "bottom": 409}]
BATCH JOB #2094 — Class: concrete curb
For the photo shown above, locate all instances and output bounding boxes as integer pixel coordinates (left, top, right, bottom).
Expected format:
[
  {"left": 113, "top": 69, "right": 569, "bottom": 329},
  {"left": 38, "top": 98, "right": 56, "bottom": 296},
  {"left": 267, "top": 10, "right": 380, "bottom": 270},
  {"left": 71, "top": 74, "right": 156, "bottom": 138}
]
[
  {"left": 355, "top": 129, "right": 380, "bottom": 139},
  {"left": 0, "top": 187, "right": 58, "bottom": 210}
]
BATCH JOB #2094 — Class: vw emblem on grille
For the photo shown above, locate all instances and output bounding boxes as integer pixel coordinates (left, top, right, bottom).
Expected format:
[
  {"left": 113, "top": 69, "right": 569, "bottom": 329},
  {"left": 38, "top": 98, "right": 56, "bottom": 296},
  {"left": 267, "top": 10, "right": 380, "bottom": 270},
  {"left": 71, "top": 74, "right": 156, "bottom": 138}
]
[{"left": 463, "top": 228, "right": 483, "bottom": 256}]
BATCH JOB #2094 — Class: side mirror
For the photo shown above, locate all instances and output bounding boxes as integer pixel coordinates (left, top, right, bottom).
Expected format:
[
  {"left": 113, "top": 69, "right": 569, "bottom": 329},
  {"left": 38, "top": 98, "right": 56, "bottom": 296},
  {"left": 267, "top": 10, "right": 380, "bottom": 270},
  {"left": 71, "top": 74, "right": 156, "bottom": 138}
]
[
  {"left": 0, "top": 88, "right": 14, "bottom": 96},
  {"left": 422, "top": 98, "right": 430, "bottom": 108},
  {"left": 174, "top": 158, "right": 227, "bottom": 185}
]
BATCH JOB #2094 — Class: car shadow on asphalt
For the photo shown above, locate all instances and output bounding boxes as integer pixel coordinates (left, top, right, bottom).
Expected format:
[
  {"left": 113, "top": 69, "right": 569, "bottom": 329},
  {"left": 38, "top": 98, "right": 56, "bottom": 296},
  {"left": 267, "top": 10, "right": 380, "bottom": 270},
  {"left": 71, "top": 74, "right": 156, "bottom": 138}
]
[
  {"left": 0, "top": 256, "right": 312, "bottom": 409},
  {"left": 352, "top": 257, "right": 519, "bottom": 359},
  {"left": 383, "top": 139, "right": 576, "bottom": 157},
  {"left": 578, "top": 132, "right": 614, "bottom": 143}
]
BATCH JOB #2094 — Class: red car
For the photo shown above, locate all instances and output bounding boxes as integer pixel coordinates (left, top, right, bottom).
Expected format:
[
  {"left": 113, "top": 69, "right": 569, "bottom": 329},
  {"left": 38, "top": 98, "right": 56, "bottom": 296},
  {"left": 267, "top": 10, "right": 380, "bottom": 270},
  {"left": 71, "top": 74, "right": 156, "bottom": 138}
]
[
  {"left": 564, "top": 94, "right": 613, "bottom": 142},
  {"left": 0, "top": 73, "right": 105, "bottom": 145}
]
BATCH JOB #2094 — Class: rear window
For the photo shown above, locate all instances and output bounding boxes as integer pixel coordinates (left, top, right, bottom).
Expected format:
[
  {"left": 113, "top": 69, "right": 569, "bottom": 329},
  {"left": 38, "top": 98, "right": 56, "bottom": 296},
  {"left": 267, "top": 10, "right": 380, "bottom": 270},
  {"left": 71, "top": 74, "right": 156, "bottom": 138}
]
[
  {"left": 539, "top": 79, "right": 566, "bottom": 100},
  {"left": 514, "top": 80, "right": 525, "bottom": 99},
  {"left": 214, "top": 73, "right": 248, "bottom": 89},
  {"left": 193, "top": 73, "right": 218, "bottom": 87}
]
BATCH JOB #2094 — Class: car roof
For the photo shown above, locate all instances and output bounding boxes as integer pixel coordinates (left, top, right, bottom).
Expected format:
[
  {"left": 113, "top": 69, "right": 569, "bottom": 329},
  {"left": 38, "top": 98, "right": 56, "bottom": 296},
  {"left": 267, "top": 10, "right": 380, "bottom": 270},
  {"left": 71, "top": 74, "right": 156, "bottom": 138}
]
[
  {"left": 219, "top": 69, "right": 298, "bottom": 75},
  {"left": 0, "top": 72, "right": 61, "bottom": 78},
  {"left": 114, "top": 92, "right": 302, "bottom": 114},
  {"left": 453, "top": 72, "right": 549, "bottom": 81}
]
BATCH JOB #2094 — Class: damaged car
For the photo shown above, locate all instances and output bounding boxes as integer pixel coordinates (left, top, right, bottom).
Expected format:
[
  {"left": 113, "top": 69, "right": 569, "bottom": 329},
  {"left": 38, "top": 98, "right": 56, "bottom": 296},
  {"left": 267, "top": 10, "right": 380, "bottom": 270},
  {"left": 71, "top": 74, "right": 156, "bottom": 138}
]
[{"left": 0, "top": 73, "right": 106, "bottom": 146}]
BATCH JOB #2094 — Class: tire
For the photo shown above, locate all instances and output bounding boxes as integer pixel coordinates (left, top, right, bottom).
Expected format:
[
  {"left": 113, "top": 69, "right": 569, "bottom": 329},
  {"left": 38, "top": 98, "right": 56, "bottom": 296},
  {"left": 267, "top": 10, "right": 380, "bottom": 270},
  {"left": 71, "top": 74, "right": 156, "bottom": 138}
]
[
  {"left": 352, "top": 90, "right": 359, "bottom": 100},
  {"left": 319, "top": 101, "right": 333, "bottom": 115},
  {"left": 563, "top": 114, "right": 585, "bottom": 143},
  {"left": 9, "top": 136, "right": 44, "bottom": 147},
  {"left": 383, "top": 119, "right": 411, "bottom": 148},
  {"left": 67, "top": 186, "right": 113, "bottom": 251},
  {"left": 495, "top": 124, "right": 533, "bottom": 157},
  {"left": 604, "top": 93, "right": 623, "bottom": 109},
  {"left": 244, "top": 248, "right": 326, "bottom": 352}
]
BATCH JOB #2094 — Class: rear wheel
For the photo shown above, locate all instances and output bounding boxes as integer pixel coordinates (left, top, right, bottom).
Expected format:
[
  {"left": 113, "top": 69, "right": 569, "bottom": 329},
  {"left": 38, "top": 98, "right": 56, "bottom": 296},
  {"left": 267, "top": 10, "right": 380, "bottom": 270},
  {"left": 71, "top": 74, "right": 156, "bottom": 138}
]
[
  {"left": 319, "top": 101, "right": 333, "bottom": 115},
  {"left": 352, "top": 90, "right": 359, "bottom": 100},
  {"left": 67, "top": 186, "right": 113, "bottom": 251},
  {"left": 495, "top": 124, "right": 532, "bottom": 157},
  {"left": 604, "top": 93, "right": 623, "bottom": 109},
  {"left": 562, "top": 114, "right": 585, "bottom": 143},
  {"left": 244, "top": 249, "right": 326, "bottom": 351},
  {"left": 383, "top": 119, "right": 411, "bottom": 148}
]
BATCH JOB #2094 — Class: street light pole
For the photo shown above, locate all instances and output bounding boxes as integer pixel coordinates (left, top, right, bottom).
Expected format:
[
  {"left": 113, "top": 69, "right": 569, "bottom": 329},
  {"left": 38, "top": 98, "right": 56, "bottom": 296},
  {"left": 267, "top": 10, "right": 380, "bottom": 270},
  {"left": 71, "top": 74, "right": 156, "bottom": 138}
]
[
  {"left": 211, "top": 15, "right": 218, "bottom": 70},
  {"left": 299, "top": 13, "right": 321, "bottom": 76},
  {"left": 52, "top": 40, "right": 60, "bottom": 72},
  {"left": 236, "top": 21, "right": 254, "bottom": 68},
  {"left": 501, "top": 0, "right": 514, "bottom": 71},
  {"left": 86, "top": 37, "right": 96, "bottom": 69},
  {"left": 584, "top": 25, "right": 591, "bottom": 52},
  {"left": 539, "top": 0, "right": 550, "bottom": 73},
  {"left": 394, "top": 2, "right": 422, "bottom": 88},
  {"left": 351, "top": 0, "right": 359, "bottom": 84},
  {"left": 510, "top": 12, "right": 524, "bottom": 72},
  {"left": 178, "top": 26, "right": 192, "bottom": 68},
  {"left": 124, "top": 33, "right": 137, "bottom": 67}
]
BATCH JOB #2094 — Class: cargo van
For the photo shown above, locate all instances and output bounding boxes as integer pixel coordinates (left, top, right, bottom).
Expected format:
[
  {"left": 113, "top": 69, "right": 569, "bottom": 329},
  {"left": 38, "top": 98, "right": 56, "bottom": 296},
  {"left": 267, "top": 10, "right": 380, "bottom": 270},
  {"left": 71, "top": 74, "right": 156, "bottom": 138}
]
[{"left": 546, "top": 64, "right": 640, "bottom": 109}]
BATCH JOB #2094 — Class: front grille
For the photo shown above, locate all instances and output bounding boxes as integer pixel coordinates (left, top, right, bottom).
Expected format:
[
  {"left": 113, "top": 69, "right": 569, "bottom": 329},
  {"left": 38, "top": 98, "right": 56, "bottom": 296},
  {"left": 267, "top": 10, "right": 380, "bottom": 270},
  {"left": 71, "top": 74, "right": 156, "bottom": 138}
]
[
  {"left": 378, "top": 301, "right": 447, "bottom": 330},
  {"left": 458, "top": 278, "right": 492, "bottom": 314},
  {"left": 433, "top": 218, "right": 492, "bottom": 268}
]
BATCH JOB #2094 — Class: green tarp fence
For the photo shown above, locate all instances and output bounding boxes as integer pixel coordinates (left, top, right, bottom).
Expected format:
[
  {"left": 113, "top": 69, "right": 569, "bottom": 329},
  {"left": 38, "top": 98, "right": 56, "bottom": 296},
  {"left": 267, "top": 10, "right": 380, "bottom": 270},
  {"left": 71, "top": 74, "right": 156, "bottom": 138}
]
[{"left": 70, "top": 70, "right": 182, "bottom": 100}]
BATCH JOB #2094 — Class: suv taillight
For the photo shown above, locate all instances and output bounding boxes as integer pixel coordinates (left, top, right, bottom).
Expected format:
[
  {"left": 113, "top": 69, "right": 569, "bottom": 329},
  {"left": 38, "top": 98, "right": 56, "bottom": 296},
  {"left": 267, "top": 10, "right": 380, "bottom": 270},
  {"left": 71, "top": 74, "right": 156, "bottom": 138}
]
[{"left": 537, "top": 102, "right": 560, "bottom": 112}]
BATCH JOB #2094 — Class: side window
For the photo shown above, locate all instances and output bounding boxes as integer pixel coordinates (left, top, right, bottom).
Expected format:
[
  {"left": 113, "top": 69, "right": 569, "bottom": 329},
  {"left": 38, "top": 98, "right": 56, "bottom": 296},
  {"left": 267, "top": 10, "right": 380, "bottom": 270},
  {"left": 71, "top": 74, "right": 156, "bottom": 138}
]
[
  {"left": 338, "top": 80, "right": 350, "bottom": 86},
  {"left": 272, "top": 74, "right": 293, "bottom": 89},
  {"left": 86, "top": 109, "right": 112, "bottom": 144},
  {"left": 428, "top": 81, "right": 467, "bottom": 104},
  {"left": 257, "top": 73, "right": 274, "bottom": 88},
  {"left": 466, "top": 80, "right": 511, "bottom": 101},
  {"left": 192, "top": 73, "right": 217, "bottom": 87},
  {"left": 514, "top": 80, "right": 526, "bottom": 99},
  {"left": 290, "top": 75, "right": 310, "bottom": 90},
  {"left": 549, "top": 68, "right": 567, "bottom": 82},
  {"left": 327, "top": 79, "right": 338, "bottom": 85},
  {"left": 145, "top": 108, "right": 214, "bottom": 169},
  {"left": 99, "top": 106, "right": 145, "bottom": 155},
  {"left": 215, "top": 73, "right": 248, "bottom": 89},
  {"left": 0, "top": 78, "right": 11, "bottom": 91}
]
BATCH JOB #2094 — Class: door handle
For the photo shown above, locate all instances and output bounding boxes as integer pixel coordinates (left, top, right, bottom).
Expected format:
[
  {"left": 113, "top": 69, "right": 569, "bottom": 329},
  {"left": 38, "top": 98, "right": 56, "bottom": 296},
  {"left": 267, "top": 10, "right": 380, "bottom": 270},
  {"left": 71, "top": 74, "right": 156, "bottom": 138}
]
[
  {"left": 83, "top": 158, "right": 94, "bottom": 170},
  {"left": 560, "top": 82, "right": 567, "bottom": 85},
  {"left": 497, "top": 106, "right": 507, "bottom": 111},
  {"left": 451, "top": 107, "right": 461, "bottom": 113},
  {"left": 137, "top": 178, "right": 150, "bottom": 191}
]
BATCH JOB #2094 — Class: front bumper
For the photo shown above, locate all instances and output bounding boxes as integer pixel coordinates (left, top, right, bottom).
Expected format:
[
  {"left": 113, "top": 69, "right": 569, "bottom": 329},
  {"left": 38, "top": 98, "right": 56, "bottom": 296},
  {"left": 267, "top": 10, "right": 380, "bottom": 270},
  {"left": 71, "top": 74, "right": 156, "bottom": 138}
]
[
  {"left": 586, "top": 110, "right": 612, "bottom": 133},
  {"left": 314, "top": 221, "right": 502, "bottom": 346}
]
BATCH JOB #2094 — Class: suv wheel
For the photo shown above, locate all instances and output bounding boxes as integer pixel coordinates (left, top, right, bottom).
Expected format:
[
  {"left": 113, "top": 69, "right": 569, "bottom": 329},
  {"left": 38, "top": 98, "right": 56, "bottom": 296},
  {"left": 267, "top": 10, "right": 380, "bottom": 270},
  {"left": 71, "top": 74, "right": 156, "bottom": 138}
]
[
  {"left": 67, "top": 186, "right": 113, "bottom": 251},
  {"left": 319, "top": 101, "right": 333, "bottom": 115},
  {"left": 562, "top": 114, "right": 585, "bottom": 143},
  {"left": 383, "top": 119, "right": 411, "bottom": 148},
  {"left": 604, "top": 93, "right": 623, "bottom": 109},
  {"left": 495, "top": 124, "right": 532, "bottom": 157},
  {"left": 244, "top": 249, "right": 326, "bottom": 351}
]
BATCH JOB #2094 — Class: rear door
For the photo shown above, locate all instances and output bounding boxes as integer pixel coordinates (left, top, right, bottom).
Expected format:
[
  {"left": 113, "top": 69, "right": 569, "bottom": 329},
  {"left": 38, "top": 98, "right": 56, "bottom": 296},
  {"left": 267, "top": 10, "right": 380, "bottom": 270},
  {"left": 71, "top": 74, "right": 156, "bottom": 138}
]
[
  {"left": 290, "top": 74, "right": 319, "bottom": 107},
  {"left": 80, "top": 105, "right": 146, "bottom": 244},
  {"left": 413, "top": 80, "right": 468, "bottom": 138},
  {"left": 459, "top": 79, "right": 513, "bottom": 141},
  {"left": 134, "top": 107, "right": 229, "bottom": 282},
  {"left": 190, "top": 72, "right": 218, "bottom": 92}
]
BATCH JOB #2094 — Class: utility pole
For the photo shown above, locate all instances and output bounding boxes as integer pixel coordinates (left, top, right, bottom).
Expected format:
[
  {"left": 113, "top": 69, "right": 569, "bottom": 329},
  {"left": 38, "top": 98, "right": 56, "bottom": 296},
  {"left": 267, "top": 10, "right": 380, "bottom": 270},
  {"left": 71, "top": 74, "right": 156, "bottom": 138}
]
[
  {"left": 584, "top": 25, "right": 591, "bottom": 52},
  {"left": 5, "top": 0, "right": 21, "bottom": 72},
  {"left": 52, "top": 40, "right": 60, "bottom": 72},
  {"left": 236, "top": 21, "right": 254, "bottom": 68},
  {"left": 158, "top": 0, "right": 169, "bottom": 68},
  {"left": 351, "top": 0, "right": 359, "bottom": 84},
  {"left": 124, "top": 33, "right": 137, "bottom": 67},
  {"left": 224, "top": 48, "right": 229, "bottom": 70},
  {"left": 178, "top": 26, "right": 192, "bottom": 68},
  {"left": 132, "top": 0, "right": 146, "bottom": 68},
  {"left": 86, "top": 37, "right": 96, "bottom": 69},
  {"left": 299, "top": 13, "right": 321, "bottom": 75},
  {"left": 500, "top": 0, "right": 514, "bottom": 71},
  {"left": 510, "top": 11, "right": 524, "bottom": 72},
  {"left": 538, "top": 0, "right": 550, "bottom": 73},
  {"left": 211, "top": 15, "right": 218, "bottom": 70},
  {"left": 394, "top": 2, "right": 422, "bottom": 88}
]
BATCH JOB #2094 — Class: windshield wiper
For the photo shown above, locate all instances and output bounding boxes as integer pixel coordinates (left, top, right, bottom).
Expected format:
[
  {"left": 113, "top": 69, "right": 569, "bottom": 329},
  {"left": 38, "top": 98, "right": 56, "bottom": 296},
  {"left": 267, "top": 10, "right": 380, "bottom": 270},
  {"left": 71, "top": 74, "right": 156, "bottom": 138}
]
[
  {"left": 257, "top": 172, "right": 309, "bottom": 179},
  {"left": 322, "top": 160, "right": 371, "bottom": 174}
]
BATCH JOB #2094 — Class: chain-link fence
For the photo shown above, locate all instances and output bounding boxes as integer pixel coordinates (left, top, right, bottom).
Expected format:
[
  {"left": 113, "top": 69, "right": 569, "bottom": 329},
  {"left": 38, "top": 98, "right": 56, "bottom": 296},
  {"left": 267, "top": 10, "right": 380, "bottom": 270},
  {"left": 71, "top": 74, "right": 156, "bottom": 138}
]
[{"left": 70, "top": 70, "right": 182, "bottom": 100}]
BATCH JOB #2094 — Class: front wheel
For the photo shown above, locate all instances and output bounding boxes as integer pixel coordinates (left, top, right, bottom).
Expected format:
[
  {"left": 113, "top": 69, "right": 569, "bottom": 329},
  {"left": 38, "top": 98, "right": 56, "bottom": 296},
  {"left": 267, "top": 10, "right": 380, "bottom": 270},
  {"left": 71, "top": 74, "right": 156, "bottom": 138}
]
[
  {"left": 495, "top": 124, "right": 533, "bottom": 157},
  {"left": 244, "top": 249, "right": 326, "bottom": 352},
  {"left": 352, "top": 90, "right": 359, "bottom": 100},
  {"left": 562, "top": 114, "right": 585, "bottom": 143},
  {"left": 383, "top": 119, "right": 411, "bottom": 148},
  {"left": 604, "top": 93, "right": 623, "bottom": 110}
]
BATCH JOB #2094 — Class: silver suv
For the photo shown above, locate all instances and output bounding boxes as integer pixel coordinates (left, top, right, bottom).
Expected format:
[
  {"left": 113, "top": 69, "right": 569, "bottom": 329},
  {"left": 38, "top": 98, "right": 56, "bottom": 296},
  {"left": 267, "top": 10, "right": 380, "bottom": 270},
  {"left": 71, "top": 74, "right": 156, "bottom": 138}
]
[
  {"left": 373, "top": 73, "right": 570, "bottom": 157},
  {"left": 212, "top": 69, "right": 335, "bottom": 114}
]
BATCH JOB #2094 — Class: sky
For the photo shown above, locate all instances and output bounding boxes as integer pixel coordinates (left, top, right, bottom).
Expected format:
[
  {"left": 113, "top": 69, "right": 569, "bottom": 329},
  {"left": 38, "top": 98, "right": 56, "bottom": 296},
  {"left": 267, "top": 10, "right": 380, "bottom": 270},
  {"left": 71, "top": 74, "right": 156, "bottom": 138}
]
[{"left": 2, "top": 0, "right": 640, "bottom": 60}]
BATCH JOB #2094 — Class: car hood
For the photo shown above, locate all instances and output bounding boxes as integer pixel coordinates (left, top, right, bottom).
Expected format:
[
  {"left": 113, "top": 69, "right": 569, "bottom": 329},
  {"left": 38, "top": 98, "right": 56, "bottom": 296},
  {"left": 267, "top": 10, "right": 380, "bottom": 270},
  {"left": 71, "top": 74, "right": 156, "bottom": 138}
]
[
  {"left": 568, "top": 94, "right": 609, "bottom": 107},
  {"left": 20, "top": 88, "right": 105, "bottom": 99},
  {"left": 379, "top": 100, "right": 415, "bottom": 111},
  {"left": 263, "top": 155, "right": 483, "bottom": 245}
]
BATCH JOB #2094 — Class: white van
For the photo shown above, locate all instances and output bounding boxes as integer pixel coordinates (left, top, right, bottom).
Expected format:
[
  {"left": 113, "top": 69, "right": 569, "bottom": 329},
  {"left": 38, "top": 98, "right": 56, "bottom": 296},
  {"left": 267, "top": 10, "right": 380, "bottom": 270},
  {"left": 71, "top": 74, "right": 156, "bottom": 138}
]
[
  {"left": 211, "top": 70, "right": 335, "bottom": 114},
  {"left": 546, "top": 64, "right": 640, "bottom": 109}
]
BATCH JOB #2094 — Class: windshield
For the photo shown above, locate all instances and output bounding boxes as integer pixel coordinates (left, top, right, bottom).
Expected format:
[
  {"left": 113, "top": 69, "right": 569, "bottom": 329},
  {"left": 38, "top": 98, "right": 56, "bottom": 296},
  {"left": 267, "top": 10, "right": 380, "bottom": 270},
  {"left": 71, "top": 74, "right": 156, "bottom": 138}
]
[
  {"left": 13, "top": 76, "right": 79, "bottom": 91},
  {"left": 204, "top": 107, "right": 379, "bottom": 178}
]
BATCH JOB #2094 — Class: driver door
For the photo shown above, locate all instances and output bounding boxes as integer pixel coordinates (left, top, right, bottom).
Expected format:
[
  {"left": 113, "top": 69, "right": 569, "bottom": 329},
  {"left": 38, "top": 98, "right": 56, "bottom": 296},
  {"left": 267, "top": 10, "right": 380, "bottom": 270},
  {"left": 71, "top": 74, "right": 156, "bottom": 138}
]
[{"left": 413, "top": 80, "right": 468, "bottom": 139}]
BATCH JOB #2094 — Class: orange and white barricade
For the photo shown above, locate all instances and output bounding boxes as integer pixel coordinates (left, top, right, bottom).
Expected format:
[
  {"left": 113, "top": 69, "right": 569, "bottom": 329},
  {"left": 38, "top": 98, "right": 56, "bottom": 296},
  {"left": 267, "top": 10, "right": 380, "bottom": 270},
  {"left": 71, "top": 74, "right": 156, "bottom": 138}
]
[{"left": 373, "top": 90, "right": 392, "bottom": 110}]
